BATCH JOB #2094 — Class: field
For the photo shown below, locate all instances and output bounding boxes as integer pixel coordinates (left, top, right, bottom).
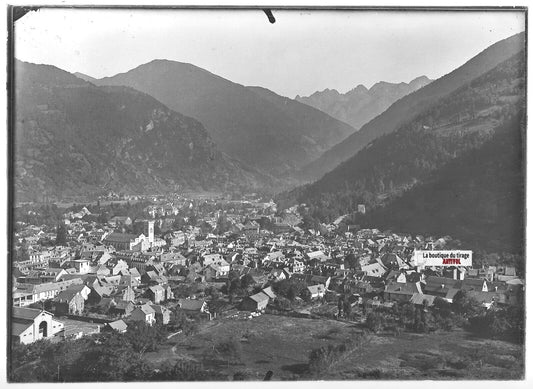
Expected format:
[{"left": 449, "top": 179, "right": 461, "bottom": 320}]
[{"left": 144, "top": 313, "right": 524, "bottom": 380}]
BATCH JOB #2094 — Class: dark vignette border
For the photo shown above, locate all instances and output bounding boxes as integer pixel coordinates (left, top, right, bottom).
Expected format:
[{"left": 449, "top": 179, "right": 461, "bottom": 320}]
[{"left": 5, "top": 4, "right": 528, "bottom": 382}]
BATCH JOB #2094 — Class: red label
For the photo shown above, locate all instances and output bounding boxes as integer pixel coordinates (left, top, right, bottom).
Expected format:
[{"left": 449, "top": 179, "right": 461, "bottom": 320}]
[{"left": 442, "top": 258, "right": 461, "bottom": 265}]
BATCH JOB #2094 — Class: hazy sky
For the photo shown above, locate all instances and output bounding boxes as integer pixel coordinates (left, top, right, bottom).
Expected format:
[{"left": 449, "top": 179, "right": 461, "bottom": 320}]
[{"left": 15, "top": 8, "right": 525, "bottom": 98}]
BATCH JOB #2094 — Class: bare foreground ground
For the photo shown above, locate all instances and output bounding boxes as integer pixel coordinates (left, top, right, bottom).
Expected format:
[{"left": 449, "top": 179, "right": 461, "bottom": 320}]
[{"left": 145, "top": 314, "right": 524, "bottom": 380}]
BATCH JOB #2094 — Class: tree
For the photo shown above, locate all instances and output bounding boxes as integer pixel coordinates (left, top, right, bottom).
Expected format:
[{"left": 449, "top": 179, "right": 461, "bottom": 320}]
[
  {"left": 272, "top": 279, "right": 307, "bottom": 301},
  {"left": 124, "top": 321, "right": 167, "bottom": 355},
  {"left": 337, "top": 296, "right": 344, "bottom": 317},
  {"left": 343, "top": 298, "right": 352, "bottom": 320},
  {"left": 240, "top": 273, "right": 255, "bottom": 289},
  {"left": 55, "top": 223, "right": 67, "bottom": 246},
  {"left": 452, "top": 290, "right": 482, "bottom": 317},
  {"left": 215, "top": 213, "right": 230, "bottom": 235},
  {"left": 344, "top": 253, "right": 358, "bottom": 269},
  {"left": 366, "top": 312, "right": 384, "bottom": 332},
  {"left": 77, "top": 334, "right": 141, "bottom": 381},
  {"left": 15, "top": 244, "right": 30, "bottom": 262}
]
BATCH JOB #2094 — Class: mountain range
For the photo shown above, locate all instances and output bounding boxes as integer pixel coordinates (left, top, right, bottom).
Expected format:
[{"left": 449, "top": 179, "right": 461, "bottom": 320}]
[
  {"left": 279, "top": 48, "right": 525, "bottom": 212},
  {"left": 298, "top": 32, "right": 526, "bottom": 181},
  {"left": 295, "top": 76, "right": 432, "bottom": 131},
  {"left": 83, "top": 60, "right": 356, "bottom": 177},
  {"left": 277, "top": 35, "right": 525, "bottom": 253}
]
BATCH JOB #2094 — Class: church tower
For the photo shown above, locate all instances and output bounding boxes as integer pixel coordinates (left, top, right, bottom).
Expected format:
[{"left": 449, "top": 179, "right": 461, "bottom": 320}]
[{"left": 146, "top": 220, "right": 154, "bottom": 245}]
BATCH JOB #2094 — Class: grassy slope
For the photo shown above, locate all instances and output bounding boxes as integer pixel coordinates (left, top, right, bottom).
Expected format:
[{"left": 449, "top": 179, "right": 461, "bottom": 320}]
[{"left": 145, "top": 314, "right": 524, "bottom": 380}]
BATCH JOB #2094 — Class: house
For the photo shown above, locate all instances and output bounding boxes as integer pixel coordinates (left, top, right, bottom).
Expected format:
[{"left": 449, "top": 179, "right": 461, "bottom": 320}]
[
  {"left": 201, "top": 253, "right": 224, "bottom": 267},
  {"left": 263, "top": 251, "right": 285, "bottom": 264},
  {"left": 66, "top": 284, "right": 91, "bottom": 300},
  {"left": 141, "top": 271, "right": 159, "bottom": 285},
  {"left": 462, "top": 278, "right": 488, "bottom": 292},
  {"left": 104, "top": 319, "right": 128, "bottom": 333},
  {"left": 87, "top": 284, "right": 115, "bottom": 305},
  {"left": 204, "top": 262, "right": 229, "bottom": 281},
  {"left": 12, "top": 307, "right": 65, "bottom": 345},
  {"left": 119, "top": 275, "right": 140, "bottom": 289},
  {"left": 146, "top": 263, "right": 166, "bottom": 277},
  {"left": 287, "top": 258, "right": 304, "bottom": 273},
  {"left": 52, "top": 287, "right": 87, "bottom": 315},
  {"left": 409, "top": 293, "right": 437, "bottom": 307},
  {"left": 306, "top": 284, "right": 326, "bottom": 299},
  {"left": 112, "top": 285, "right": 135, "bottom": 302},
  {"left": 150, "top": 304, "right": 171, "bottom": 324},
  {"left": 70, "top": 259, "right": 91, "bottom": 275},
  {"left": 241, "top": 292, "right": 270, "bottom": 312},
  {"left": 112, "top": 260, "right": 129, "bottom": 275},
  {"left": 109, "top": 216, "right": 132, "bottom": 227},
  {"left": 307, "top": 250, "right": 329, "bottom": 262},
  {"left": 146, "top": 285, "right": 166, "bottom": 304},
  {"left": 12, "top": 289, "right": 35, "bottom": 307},
  {"left": 100, "top": 274, "right": 122, "bottom": 287},
  {"left": 176, "top": 298, "right": 208, "bottom": 313},
  {"left": 14, "top": 278, "right": 84, "bottom": 305},
  {"left": 444, "top": 288, "right": 461, "bottom": 303},
  {"left": 423, "top": 276, "right": 461, "bottom": 297},
  {"left": 442, "top": 267, "right": 467, "bottom": 281},
  {"left": 386, "top": 270, "right": 407, "bottom": 284},
  {"left": 380, "top": 253, "right": 407, "bottom": 269},
  {"left": 39, "top": 268, "right": 68, "bottom": 283},
  {"left": 109, "top": 300, "right": 135, "bottom": 317},
  {"left": 350, "top": 281, "right": 376, "bottom": 295},
  {"left": 466, "top": 291, "right": 497, "bottom": 309},
  {"left": 384, "top": 282, "right": 423, "bottom": 302},
  {"left": 361, "top": 261, "right": 387, "bottom": 278},
  {"left": 261, "top": 286, "right": 276, "bottom": 300},
  {"left": 129, "top": 304, "right": 156, "bottom": 326},
  {"left": 269, "top": 268, "right": 287, "bottom": 282},
  {"left": 310, "top": 275, "right": 331, "bottom": 289}
]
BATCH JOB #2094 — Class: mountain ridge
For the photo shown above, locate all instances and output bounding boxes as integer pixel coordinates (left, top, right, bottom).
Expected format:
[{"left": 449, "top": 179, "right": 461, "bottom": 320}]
[
  {"left": 359, "top": 109, "right": 525, "bottom": 254},
  {"left": 92, "top": 59, "right": 356, "bottom": 177},
  {"left": 295, "top": 76, "right": 433, "bottom": 133},
  {"left": 298, "top": 31, "right": 526, "bottom": 181},
  {"left": 277, "top": 49, "right": 525, "bottom": 232},
  {"left": 14, "top": 60, "right": 268, "bottom": 202}
]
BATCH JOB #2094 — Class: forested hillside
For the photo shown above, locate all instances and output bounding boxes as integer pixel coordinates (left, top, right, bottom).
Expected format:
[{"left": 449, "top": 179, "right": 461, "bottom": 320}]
[
  {"left": 94, "top": 60, "right": 356, "bottom": 177},
  {"left": 14, "top": 61, "right": 265, "bottom": 202},
  {"left": 278, "top": 51, "right": 525, "bottom": 226},
  {"left": 359, "top": 110, "right": 525, "bottom": 254}
]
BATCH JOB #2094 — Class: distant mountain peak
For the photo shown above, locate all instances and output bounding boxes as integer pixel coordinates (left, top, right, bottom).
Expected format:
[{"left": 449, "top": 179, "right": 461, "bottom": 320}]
[
  {"left": 410, "top": 75, "right": 430, "bottom": 83},
  {"left": 94, "top": 58, "right": 356, "bottom": 177},
  {"left": 346, "top": 84, "right": 368, "bottom": 95},
  {"left": 295, "top": 76, "right": 432, "bottom": 131},
  {"left": 73, "top": 72, "right": 97, "bottom": 83},
  {"left": 15, "top": 61, "right": 267, "bottom": 201},
  {"left": 313, "top": 88, "right": 340, "bottom": 96}
]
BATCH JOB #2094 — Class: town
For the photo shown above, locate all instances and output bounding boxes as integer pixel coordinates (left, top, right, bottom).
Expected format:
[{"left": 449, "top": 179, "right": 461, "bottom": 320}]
[{"left": 10, "top": 192, "right": 525, "bottom": 380}]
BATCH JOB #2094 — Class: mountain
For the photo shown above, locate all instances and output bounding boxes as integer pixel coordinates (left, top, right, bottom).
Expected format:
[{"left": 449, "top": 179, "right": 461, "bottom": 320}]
[
  {"left": 359, "top": 110, "right": 525, "bottom": 254},
  {"left": 246, "top": 86, "right": 356, "bottom": 155},
  {"left": 278, "top": 50, "right": 525, "bottom": 225},
  {"left": 295, "top": 76, "right": 432, "bottom": 131},
  {"left": 14, "top": 61, "right": 266, "bottom": 202},
  {"left": 92, "top": 60, "right": 356, "bottom": 177},
  {"left": 299, "top": 31, "right": 526, "bottom": 181}
]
